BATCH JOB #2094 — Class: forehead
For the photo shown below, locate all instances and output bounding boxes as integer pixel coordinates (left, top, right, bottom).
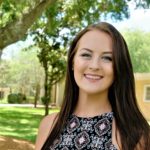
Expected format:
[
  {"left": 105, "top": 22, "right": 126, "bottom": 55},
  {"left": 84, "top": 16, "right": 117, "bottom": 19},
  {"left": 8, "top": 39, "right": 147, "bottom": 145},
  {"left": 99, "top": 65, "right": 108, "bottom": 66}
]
[{"left": 77, "top": 29, "right": 113, "bottom": 52}]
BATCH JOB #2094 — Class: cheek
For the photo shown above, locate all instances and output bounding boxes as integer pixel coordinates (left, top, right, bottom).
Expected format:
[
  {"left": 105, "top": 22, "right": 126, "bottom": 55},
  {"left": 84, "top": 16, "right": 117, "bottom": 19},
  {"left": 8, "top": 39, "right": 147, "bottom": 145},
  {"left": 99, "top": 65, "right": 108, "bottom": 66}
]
[
  {"left": 74, "top": 57, "right": 85, "bottom": 71},
  {"left": 74, "top": 60, "right": 83, "bottom": 75},
  {"left": 108, "top": 66, "right": 114, "bottom": 76},
  {"left": 73, "top": 58, "right": 88, "bottom": 80},
  {"left": 108, "top": 66, "right": 114, "bottom": 82},
  {"left": 104, "top": 64, "right": 114, "bottom": 79}
]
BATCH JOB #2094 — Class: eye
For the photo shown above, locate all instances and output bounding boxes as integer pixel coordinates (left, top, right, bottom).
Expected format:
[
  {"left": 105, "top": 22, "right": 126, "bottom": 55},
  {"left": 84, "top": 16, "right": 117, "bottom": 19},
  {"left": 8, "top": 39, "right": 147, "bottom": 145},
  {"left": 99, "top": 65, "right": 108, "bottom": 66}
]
[
  {"left": 101, "top": 56, "right": 112, "bottom": 62},
  {"left": 80, "top": 53, "right": 91, "bottom": 58}
]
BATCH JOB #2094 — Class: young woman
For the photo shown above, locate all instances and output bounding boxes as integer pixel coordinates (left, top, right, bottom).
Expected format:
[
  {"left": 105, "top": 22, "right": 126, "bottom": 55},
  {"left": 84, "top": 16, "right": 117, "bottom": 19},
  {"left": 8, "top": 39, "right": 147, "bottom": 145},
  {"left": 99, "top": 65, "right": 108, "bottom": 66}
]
[{"left": 35, "top": 22, "right": 150, "bottom": 150}]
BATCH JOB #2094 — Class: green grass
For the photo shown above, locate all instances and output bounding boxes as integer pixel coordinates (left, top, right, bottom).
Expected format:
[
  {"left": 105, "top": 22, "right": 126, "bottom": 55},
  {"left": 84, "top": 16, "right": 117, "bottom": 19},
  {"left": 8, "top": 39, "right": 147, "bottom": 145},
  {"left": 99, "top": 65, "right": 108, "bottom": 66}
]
[
  {"left": 0, "top": 98, "right": 8, "bottom": 104},
  {"left": 0, "top": 107, "right": 59, "bottom": 143}
]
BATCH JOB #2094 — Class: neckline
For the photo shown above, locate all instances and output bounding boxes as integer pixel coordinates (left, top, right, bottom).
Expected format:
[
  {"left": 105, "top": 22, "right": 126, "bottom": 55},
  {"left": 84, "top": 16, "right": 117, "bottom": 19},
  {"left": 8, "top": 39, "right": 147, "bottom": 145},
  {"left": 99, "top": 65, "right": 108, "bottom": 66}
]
[{"left": 71, "top": 111, "right": 113, "bottom": 119}]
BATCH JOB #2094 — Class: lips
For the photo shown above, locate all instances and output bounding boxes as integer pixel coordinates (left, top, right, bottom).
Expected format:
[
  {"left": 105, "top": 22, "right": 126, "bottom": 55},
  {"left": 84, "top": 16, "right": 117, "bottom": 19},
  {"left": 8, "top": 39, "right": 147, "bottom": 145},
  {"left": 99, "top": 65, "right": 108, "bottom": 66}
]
[{"left": 84, "top": 74, "right": 103, "bottom": 80}]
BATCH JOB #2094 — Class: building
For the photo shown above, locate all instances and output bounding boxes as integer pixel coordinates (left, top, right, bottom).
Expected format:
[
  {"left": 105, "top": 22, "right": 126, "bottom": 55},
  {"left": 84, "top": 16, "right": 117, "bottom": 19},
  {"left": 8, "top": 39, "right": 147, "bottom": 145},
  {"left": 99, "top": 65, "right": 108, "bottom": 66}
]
[
  {"left": 0, "top": 87, "right": 10, "bottom": 100},
  {"left": 135, "top": 73, "right": 150, "bottom": 120}
]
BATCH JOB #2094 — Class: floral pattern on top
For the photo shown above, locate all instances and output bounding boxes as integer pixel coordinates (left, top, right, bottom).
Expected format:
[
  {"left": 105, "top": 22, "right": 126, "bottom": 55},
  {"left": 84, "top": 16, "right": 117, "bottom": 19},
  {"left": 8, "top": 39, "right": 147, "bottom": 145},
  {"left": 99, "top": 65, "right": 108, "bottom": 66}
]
[{"left": 49, "top": 112, "right": 117, "bottom": 150}]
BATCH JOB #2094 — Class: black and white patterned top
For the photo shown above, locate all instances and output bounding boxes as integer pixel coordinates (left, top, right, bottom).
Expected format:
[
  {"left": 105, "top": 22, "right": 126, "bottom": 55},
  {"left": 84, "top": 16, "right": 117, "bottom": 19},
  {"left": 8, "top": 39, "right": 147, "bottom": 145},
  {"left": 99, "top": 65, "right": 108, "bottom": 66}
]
[{"left": 49, "top": 112, "right": 117, "bottom": 150}]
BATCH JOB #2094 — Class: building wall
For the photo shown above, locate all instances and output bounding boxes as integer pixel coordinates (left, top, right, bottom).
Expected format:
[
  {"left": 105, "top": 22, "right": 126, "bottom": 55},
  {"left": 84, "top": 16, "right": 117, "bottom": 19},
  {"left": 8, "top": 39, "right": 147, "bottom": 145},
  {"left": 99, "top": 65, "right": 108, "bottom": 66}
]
[
  {"left": 0, "top": 87, "right": 10, "bottom": 99},
  {"left": 135, "top": 73, "right": 150, "bottom": 121},
  {"left": 56, "top": 79, "right": 65, "bottom": 107}
]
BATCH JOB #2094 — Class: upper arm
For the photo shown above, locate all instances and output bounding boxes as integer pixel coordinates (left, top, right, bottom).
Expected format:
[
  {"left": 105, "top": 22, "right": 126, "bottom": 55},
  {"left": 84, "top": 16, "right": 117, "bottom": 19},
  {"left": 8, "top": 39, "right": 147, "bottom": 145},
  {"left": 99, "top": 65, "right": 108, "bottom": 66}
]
[
  {"left": 35, "top": 113, "right": 58, "bottom": 150},
  {"left": 112, "top": 118, "right": 122, "bottom": 150}
]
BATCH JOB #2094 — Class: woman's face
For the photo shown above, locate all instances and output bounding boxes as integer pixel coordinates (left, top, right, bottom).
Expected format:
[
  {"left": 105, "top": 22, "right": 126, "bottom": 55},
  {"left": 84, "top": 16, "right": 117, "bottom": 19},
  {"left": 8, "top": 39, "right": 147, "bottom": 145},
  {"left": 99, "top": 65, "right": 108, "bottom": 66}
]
[{"left": 73, "top": 29, "right": 114, "bottom": 95}]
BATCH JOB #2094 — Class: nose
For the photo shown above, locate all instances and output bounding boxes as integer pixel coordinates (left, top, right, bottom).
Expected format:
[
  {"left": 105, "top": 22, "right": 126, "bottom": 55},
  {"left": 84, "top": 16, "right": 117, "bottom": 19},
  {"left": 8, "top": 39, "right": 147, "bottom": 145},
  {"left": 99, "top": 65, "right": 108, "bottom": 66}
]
[{"left": 89, "top": 57, "right": 100, "bottom": 70}]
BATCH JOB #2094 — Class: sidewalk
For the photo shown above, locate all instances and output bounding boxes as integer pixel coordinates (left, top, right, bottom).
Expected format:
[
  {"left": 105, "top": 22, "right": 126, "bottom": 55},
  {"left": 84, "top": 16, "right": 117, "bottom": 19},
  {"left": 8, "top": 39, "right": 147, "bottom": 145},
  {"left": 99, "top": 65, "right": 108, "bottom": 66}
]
[
  {"left": 0, "top": 136, "right": 35, "bottom": 150},
  {"left": 0, "top": 104, "right": 44, "bottom": 107}
]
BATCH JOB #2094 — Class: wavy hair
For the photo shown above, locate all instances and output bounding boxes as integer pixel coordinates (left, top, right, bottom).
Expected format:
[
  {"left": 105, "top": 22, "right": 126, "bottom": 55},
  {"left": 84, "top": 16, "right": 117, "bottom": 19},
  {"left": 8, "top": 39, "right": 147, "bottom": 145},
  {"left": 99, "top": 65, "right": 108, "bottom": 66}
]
[{"left": 42, "top": 22, "right": 150, "bottom": 150}]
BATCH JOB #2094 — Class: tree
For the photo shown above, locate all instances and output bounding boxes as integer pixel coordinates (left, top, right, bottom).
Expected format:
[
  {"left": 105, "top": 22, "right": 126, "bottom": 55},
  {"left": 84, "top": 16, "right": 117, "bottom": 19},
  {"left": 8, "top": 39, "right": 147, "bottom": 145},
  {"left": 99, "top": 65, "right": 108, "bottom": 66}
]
[
  {"left": 0, "top": 59, "right": 10, "bottom": 87},
  {"left": 34, "top": 33, "right": 66, "bottom": 115},
  {"left": 0, "top": 0, "right": 56, "bottom": 50},
  {"left": 123, "top": 29, "right": 150, "bottom": 72},
  {"left": 0, "top": 0, "right": 150, "bottom": 52},
  {"left": 0, "top": 48, "right": 44, "bottom": 103}
]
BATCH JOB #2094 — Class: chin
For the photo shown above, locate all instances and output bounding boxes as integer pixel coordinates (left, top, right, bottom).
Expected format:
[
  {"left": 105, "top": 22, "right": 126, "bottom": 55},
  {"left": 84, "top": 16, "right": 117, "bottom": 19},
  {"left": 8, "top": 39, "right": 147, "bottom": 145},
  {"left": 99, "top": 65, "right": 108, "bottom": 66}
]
[{"left": 81, "top": 88, "right": 108, "bottom": 95}]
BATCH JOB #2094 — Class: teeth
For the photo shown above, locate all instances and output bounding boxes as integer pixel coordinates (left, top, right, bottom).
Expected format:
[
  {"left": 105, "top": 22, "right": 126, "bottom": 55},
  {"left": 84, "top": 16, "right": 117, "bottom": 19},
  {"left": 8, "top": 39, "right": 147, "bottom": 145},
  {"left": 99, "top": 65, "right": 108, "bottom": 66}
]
[{"left": 85, "top": 74, "right": 101, "bottom": 80}]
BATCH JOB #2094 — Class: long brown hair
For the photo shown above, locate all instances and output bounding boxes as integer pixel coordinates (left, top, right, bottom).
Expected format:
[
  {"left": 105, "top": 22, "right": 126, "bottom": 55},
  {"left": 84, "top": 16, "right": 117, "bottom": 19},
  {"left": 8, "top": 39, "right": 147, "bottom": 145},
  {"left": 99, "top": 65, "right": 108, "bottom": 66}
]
[{"left": 42, "top": 22, "right": 150, "bottom": 150}]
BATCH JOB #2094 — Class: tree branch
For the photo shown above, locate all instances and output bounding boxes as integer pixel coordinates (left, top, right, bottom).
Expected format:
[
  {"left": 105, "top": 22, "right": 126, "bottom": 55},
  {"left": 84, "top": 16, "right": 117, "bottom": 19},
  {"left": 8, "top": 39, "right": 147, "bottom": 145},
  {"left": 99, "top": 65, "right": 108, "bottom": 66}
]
[
  {"left": 0, "top": 0, "right": 3, "bottom": 6},
  {"left": 0, "top": 0, "right": 56, "bottom": 50}
]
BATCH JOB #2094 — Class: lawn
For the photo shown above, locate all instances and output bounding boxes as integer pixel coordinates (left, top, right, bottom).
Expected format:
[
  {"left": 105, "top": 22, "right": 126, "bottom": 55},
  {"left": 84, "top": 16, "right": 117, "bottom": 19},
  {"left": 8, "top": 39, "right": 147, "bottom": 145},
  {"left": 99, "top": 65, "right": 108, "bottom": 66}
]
[{"left": 0, "top": 107, "right": 59, "bottom": 143}]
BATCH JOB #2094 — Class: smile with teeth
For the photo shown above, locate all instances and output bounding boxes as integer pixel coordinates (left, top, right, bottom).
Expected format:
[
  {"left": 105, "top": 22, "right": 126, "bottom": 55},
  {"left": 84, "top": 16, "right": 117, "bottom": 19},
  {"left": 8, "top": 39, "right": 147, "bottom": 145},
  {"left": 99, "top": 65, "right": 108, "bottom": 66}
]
[{"left": 84, "top": 74, "right": 103, "bottom": 80}]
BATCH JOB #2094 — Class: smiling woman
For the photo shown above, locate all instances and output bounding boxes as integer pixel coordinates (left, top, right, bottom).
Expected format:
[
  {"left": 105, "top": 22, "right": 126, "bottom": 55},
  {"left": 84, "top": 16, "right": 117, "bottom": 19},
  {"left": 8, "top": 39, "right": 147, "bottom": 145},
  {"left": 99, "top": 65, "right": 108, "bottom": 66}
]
[
  {"left": 35, "top": 22, "right": 150, "bottom": 150},
  {"left": 73, "top": 30, "right": 114, "bottom": 95}
]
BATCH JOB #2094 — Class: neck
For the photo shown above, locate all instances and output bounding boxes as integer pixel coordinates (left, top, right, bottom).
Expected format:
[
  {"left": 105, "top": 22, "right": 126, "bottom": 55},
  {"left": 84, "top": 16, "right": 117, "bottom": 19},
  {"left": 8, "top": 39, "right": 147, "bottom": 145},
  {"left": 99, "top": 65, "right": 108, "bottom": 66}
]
[{"left": 74, "top": 90, "right": 112, "bottom": 117}]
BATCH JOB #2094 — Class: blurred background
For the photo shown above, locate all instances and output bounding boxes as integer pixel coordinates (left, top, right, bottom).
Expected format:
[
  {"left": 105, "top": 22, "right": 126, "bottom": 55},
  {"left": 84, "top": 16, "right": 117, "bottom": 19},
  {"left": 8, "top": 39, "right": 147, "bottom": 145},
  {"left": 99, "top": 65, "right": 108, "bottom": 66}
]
[{"left": 0, "top": 0, "right": 150, "bottom": 149}]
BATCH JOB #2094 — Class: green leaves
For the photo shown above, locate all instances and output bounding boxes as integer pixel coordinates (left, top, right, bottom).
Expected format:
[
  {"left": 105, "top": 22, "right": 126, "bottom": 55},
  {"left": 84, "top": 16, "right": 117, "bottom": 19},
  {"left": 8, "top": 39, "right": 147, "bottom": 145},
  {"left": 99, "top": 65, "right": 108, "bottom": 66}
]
[
  {"left": 0, "top": 0, "right": 38, "bottom": 27},
  {"left": 1, "top": 0, "right": 150, "bottom": 51},
  {"left": 32, "top": 32, "right": 67, "bottom": 115},
  {"left": 34, "top": 31, "right": 66, "bottom": 88},
  {"left": 123, "top": 29, "right": 150, "bottom": 72}
]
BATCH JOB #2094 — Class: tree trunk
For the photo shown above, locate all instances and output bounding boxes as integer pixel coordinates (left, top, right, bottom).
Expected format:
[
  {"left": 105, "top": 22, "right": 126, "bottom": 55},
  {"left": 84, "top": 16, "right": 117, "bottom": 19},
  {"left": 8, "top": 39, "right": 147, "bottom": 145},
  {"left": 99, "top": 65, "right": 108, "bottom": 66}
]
[
  {"left": 0, "top": 0, "right": 2, "bottom": 6},
  {"left": 44, "top": 62, "right": 49, "bottom": 116},
  {"left": 44, "top": 86, "right": 51, "bottom": 116},
  {"left": 0, "top": 0, "right": 56, "bottom": 50},
  {"left": 44, "top": 77, "right": 52, "bottom": 115},
  {"left": 34, "top": 83, "right": 40, "bottom": 108},
  {"left": 45, "top": 95, "right": 51, "bottom": 116},
  {"left": 45, "top": 86, "right": 51, "bottom": 116}
]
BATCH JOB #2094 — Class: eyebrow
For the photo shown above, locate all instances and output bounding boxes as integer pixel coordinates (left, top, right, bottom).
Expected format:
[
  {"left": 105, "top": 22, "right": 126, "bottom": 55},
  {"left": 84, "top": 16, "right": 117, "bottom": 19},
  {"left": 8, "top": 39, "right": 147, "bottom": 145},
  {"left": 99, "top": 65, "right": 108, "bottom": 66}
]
[
  {"left": 80, "top": 48, "right": 112, "bottom": 54},
  {"left": 80, "top": 48, "right": 92, "bottom": 52}
]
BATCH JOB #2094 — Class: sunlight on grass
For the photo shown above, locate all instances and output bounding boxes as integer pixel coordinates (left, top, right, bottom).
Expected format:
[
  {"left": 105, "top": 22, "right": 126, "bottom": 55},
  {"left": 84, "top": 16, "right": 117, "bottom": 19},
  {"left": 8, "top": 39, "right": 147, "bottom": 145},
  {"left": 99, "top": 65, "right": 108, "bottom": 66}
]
[
  {"left": 0, "top": 107, "right": 59, "bottom": 143},
  {"left": 0, "top": 127, "right": 14, "bottom": 131},
  {"left": 20, "top": 119, "right": 30, "bottom": 124},
  {"left": 0, "top": 98, "right": 7, "bottom": 104}
]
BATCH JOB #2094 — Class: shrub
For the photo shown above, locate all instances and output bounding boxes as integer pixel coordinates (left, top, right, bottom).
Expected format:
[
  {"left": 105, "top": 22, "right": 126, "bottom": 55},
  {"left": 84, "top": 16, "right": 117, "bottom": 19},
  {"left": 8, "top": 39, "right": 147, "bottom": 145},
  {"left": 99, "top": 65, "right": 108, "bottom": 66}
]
[
  {"left": 17, "top": 93, "right": 26, "bottom": 103},
  {"left": 8, "top": 93, "right": 18, "bottom": 104},
  {"left": 27, "top": 96, "right": 35, "bottom": 104},
  {"left": 7, "top": 93, "right": 26, "bottom": 104},
  {"left": 41, "top": 96, "right": 49, "bottom": 105}
]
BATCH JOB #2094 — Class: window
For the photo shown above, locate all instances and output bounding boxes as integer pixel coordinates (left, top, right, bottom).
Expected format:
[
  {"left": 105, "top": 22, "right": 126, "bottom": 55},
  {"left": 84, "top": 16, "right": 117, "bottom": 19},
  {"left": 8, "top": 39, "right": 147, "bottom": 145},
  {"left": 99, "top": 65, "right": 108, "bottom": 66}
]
[{"left": 144, "top": 85, "right": 150, "bottom": 102}]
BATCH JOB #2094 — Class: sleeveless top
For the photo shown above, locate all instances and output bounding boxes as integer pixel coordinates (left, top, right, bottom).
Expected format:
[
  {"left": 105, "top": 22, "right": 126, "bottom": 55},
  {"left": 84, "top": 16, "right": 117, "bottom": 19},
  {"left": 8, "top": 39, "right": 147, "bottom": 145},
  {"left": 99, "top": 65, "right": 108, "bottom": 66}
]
[{"left": 49, "top": 112, "right": 117, "bottom": 150}]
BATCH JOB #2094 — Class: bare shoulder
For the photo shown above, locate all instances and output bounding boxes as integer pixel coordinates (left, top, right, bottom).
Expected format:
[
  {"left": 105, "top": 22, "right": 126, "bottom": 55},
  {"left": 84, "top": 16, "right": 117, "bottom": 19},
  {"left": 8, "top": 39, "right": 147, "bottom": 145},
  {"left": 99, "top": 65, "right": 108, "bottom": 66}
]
[
  {"left": 35, "top": 112, "right": 58, "bottom": 150},
  {"left": 39, "top": 112, "right": 58, "bottom": 129},
  {"left": 112, "top": 118, "right": 122, "bottom": 150}
]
